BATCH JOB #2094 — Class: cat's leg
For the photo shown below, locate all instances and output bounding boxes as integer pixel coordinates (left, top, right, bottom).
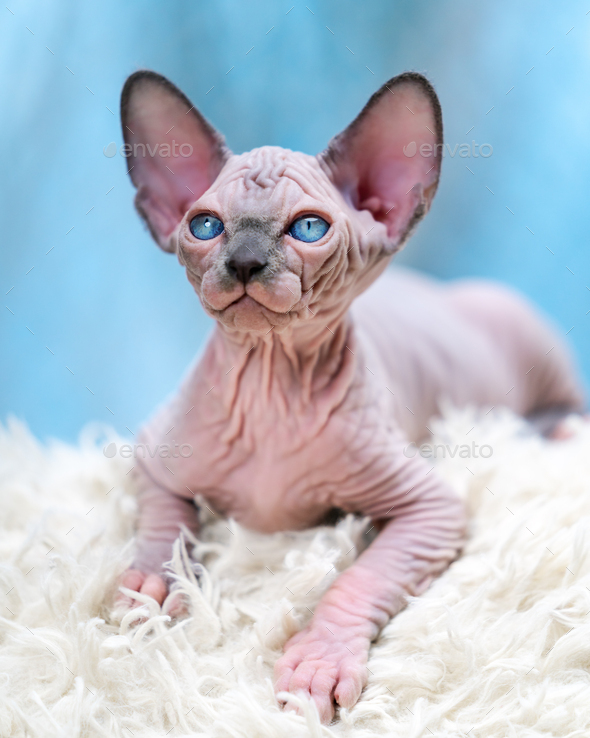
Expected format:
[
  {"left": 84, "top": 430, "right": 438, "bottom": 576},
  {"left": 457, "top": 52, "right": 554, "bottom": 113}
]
[
  {"left": 275, "top": 435, "right": 467, "bottom": 722},
  {"left": 117, "top": 469, "right": 200, "bottom": 611}
]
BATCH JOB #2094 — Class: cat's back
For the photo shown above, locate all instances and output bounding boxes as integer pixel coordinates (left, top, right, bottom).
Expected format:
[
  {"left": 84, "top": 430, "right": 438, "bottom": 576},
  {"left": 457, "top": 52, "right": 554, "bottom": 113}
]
[{"left": 350, "top": 267, "right": 516, "bottom": 438}]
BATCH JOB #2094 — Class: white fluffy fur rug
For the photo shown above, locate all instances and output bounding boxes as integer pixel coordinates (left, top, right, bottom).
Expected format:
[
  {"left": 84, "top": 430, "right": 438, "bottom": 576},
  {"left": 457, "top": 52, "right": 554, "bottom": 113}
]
[{"left": 2, "top": 408, "right": 590, "bottom": 738}]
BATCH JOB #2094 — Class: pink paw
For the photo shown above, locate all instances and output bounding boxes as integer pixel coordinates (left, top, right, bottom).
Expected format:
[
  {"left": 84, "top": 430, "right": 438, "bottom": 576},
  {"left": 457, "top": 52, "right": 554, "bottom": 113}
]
[
  {"left": 117, "top": 568, "right": 168, "bottom": 606},
  {"left": 274, "top": 621, "right": 371, "bottom": 723},
  {"left": 116, "top": 569, "right": 186, "bottom": 618}
]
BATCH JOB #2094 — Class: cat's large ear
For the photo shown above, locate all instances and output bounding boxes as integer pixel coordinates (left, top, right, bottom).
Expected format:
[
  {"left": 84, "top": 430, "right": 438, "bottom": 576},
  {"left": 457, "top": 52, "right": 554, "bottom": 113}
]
[
  {"left": 319, "top": 72, "right": 442, "bottom": 252},
  {"left": 121, "top": 71, "right": 230, "bottom": 251}
]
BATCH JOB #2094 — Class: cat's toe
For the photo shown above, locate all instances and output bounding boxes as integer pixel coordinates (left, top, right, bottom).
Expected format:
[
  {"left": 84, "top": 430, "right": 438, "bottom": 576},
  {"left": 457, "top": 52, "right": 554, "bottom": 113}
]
[{"left": 116, "top": 568, "right": 168, "bottom": 609}]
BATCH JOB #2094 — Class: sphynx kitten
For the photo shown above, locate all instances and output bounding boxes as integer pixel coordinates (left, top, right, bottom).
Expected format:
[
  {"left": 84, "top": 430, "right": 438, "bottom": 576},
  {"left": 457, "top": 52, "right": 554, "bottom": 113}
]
[{"left": 117, "top": 71, "right": 584, "bottom": 722}]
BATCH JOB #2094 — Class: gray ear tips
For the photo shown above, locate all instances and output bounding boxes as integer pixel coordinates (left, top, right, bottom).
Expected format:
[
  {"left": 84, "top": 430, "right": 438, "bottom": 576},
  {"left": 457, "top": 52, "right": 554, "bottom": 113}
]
[
  {"left": 380, "top": 71, "right": 438, "bottom": 97},
  {"left": 121, "top": 69, "right": 154, "bottom": 100},
  {"left": 120, "top": 70, "right": 172, "bottom": 119},
  {"left": 319, "top": 71, "right": 443, "bottom": 169},
  {"left": 120, "top": 71, "right": 149, "bottom": 127},
  {"left": 379, "top": 71, "right": 442, "bottom": 109},
  {"left": 380, "top": 71, "right": 443, "bottom": 142},
  {"left": 120, "top": 70, "right": 187, "bottom": 115},
  {"left": 119, "top": 70, "right": 226, "bottom": 152},
  {"left": 122, "top": 69, "right": 171, "bottom": 92}
]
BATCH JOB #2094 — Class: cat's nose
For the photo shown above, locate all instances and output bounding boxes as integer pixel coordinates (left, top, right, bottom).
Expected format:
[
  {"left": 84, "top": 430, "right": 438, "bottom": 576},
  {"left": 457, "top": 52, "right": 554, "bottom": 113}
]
[{"left": 226, "top": 243, "right": 268, "bottom": 284}]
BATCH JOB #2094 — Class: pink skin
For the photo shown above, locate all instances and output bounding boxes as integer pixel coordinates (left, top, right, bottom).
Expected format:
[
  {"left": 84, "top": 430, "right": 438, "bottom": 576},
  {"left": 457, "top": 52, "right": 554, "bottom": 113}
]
[{"left": 116, "top": 71, "right": 585, "bottom": 721}]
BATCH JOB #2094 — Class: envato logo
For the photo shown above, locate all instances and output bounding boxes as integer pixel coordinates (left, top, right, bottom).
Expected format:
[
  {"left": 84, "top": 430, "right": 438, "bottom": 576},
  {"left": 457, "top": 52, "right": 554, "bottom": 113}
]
[
  {"left": 103, "top": 441, "right": 193, "bottom": 459},
  {"left": 403, "top": 141, "right": 493, "bottom": 158},
  {"left": 403, "top": 441, "right": 493, "bottom": 459},
  {"left": 103, "top": 141, "right": 194, "bottom": 158}
]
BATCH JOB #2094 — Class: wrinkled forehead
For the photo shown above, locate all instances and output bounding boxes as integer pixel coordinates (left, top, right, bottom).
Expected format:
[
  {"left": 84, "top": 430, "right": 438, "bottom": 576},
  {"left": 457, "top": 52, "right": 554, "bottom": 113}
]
[{"left": 206, "top": 147, "right": 337, "bottom": 227}]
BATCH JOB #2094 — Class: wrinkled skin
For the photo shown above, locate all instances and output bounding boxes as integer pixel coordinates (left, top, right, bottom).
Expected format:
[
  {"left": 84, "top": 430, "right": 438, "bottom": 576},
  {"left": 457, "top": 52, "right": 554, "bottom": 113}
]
[{"left": 116, "top": 71, "right": 585, "bottom": 722}]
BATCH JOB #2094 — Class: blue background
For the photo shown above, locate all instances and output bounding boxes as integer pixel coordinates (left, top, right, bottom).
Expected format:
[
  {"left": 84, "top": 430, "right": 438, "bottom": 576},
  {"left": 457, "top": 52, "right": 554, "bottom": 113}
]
[{"left": 2, "top": 0, "right": 590, "bottom": 442}]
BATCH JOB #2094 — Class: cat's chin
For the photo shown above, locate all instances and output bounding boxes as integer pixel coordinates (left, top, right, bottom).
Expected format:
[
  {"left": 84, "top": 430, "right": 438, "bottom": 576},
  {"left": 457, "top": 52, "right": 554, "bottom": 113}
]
[{"left": 213, "top": 294, "right": 293, "bottom": 333}]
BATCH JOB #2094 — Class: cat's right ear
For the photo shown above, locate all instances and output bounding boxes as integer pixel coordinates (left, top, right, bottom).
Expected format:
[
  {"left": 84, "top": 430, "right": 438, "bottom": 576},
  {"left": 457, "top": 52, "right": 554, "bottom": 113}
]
[
  {"left": 121, "top": 71, "right": 230, "bottom": 252},
  {"left": 319, "top": 72, "right": 442, "bottom": 253}
]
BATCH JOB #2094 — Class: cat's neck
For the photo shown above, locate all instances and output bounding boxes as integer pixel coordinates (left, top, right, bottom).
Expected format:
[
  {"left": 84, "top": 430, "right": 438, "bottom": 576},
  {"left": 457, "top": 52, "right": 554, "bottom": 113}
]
[{"left": 209, "top": 310, "right": 358, "bottom": 407}]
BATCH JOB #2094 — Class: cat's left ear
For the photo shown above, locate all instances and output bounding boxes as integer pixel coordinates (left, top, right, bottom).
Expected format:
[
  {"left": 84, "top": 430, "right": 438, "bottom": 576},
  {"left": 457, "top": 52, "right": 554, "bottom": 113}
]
[
  {"left": 121, "top": 71, "right": 230, "bottom": 252},
  {"left": 319, "top": 72, "right": 442, "bottom": 252}
]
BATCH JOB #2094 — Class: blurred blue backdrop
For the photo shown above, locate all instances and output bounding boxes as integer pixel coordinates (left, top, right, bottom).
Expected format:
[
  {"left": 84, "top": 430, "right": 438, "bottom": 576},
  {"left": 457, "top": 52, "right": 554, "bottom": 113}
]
[{"left": 1, "top": 0, "right": 590, "bottom": 442}]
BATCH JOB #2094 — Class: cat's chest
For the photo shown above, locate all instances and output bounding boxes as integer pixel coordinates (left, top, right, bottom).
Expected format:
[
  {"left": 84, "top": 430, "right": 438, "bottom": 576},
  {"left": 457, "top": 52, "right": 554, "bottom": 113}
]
[
  {"left": 187, "top": 409, "right": 361, "bottom": 531},
  {"left": 145, "top": 384, "right": 380, "bottom": 533},
  {"left": 138, "top": 331, "right": 388, "bottom": 532}
]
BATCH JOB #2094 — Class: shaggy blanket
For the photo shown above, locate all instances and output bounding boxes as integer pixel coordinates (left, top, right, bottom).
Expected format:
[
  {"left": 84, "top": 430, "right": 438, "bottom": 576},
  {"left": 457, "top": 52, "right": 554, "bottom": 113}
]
[{"left": 1, "top": 408, "right": 590, "bottom": 738}]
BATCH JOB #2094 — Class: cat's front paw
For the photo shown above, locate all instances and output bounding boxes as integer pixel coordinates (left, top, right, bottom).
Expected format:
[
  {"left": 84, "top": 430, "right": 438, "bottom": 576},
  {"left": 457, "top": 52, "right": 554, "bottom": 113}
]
[
  {"left": 274, "top": 620, "right": 371, "bottom": 723},
  {"left": 117, "top": 568, "right": 169, "bottom": 607},
  {"left": 116, "top": 568, "right": 187, "bottom": 618}
]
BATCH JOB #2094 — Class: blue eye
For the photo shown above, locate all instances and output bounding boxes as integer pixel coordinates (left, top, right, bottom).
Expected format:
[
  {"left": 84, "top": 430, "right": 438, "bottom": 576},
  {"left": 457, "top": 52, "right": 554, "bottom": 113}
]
[
  {"left": 189, "top": 213, "right": 224, "bottom": 240},
  {"left": 288, "top": 215, "right": 330, "bottom": 243}
]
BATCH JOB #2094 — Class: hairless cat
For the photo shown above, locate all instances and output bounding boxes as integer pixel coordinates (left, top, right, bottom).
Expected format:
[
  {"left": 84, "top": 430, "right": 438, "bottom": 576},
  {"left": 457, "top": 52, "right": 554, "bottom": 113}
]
[{"left": 117, "top": 70, "right": 584, "bottom": 722}]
